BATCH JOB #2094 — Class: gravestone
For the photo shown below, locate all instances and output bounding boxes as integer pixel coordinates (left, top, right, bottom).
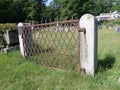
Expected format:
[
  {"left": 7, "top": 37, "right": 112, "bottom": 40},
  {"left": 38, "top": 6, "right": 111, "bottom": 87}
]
[
  {"left": 106, "top": 24, "right": 113, "bottom": 29},
  {"left": 98, "top": 23, "right": 102, "bottom": 30},
  {"left": 36, "top": 31, "right": 40, "bottom": 38},
  {"left": 115, "top": 27, "right": 120, "bottom": 33},
  {"left": 3, "top": 29, "right": 19, "bottom": 45},
  {"left": 65, "top": 27, "right": 68, "bottom": 32},
  {"left": 0, "top": 29, "right": 19, "bottom": 53},
  {"left": 98, "top": 25, "right": 102, "bottom": 30}
]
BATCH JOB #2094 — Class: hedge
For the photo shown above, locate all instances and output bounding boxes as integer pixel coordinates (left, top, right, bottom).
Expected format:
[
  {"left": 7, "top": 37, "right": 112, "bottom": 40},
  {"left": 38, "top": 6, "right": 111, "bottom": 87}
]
[
  {"left": 0, "top": 23, "right": 17, "bottom": 33},
  {"left": 0, "top": 23, "right": 17, "bottom": 47},
  {"left": 99, "top": 19, "right": 120, "bottom": 25}
]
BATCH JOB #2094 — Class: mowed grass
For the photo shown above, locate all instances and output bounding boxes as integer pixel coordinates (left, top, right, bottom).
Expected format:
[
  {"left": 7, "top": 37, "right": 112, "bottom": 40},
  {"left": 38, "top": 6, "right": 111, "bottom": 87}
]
[{"left": 0, "top": 28, "right": 120, "bottom": 90}]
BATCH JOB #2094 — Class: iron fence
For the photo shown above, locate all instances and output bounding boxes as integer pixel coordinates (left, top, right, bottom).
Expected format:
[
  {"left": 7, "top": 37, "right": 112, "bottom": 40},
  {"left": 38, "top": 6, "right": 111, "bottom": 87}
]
[{"left": 21, "top": 19, "right": 82, "bottom": 71}]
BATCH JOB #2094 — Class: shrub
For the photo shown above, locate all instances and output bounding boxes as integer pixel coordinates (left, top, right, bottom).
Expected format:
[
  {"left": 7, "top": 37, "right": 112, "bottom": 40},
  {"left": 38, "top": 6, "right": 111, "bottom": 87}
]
[
  {"left": 112, "top": 19, "right": 120, "bottom": 25},
  {"left": 0, "top": 23, "right": 17, "bottom": 47},
  {"left": 99, "top": 19, "right": 120, "bottom": 26},
  {"left": 0, "top": 23, "right": 17, "bottom": 33}
]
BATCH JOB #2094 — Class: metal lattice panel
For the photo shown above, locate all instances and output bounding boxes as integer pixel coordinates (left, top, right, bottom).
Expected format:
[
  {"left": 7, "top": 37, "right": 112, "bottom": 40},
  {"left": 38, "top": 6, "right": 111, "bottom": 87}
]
[{"left": 22, "top": 20, "right": 80, "bottom": 71}]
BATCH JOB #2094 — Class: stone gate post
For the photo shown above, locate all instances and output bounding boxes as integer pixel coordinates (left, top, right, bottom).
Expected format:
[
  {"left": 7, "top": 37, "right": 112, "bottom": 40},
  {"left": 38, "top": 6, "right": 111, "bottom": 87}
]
[
  {"left": 79, "top": 14, "right": 98, "bottom": 76},
  {"left": 18, "top": 23, "right": 34, "bottom": 58}
]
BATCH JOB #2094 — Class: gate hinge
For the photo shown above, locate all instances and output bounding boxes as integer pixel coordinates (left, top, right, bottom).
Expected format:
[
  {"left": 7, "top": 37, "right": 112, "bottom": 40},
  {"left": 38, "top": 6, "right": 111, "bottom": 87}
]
[{"left": 78, "top": 28, "right": 86, "bottom": 33}]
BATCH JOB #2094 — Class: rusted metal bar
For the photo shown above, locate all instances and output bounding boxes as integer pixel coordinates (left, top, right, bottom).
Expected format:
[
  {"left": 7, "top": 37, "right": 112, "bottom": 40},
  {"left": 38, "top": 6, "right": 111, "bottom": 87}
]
[
  {"left": 78, "top": 28, "right": 86, "bottom": 33},
  {"left": 80, "top": 68, "right": 86, "bottom": 73},
  {"left": 23, "top": 19, "right": 79, "bottom": 28}
]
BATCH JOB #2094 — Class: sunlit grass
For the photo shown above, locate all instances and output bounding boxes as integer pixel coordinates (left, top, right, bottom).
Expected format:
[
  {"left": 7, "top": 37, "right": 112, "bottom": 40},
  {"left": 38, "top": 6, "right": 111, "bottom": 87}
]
[{"left": 0, "top": 28, "right": 120, "bottom": 90}]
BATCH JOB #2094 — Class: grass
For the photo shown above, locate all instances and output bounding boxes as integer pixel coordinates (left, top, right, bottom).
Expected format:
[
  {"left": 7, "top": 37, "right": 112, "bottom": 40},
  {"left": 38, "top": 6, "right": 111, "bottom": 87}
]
[{"left": 0, "top": 28, "right": 120, "bottom": 90}]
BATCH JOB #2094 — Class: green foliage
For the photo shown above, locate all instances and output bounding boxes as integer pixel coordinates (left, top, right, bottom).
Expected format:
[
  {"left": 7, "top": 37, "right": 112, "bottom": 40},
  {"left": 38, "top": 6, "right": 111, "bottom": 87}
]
[
  {"left": 0, "top": 0, "right": 13, "bottom": 23},
  {"left": 24, "top": 0, "right": 46, "bottom": 21},
  {"left": 0, "top": 0, "right": 119, "bottom": 23},
  {"left": 46, "top": 0, "right": 119, "bottom": 19},
  {"left": 0, "top": 23, "right": 17, "bottom": 33},
  {"left": 92, "top": 0, "right": 107, "bottom": 15},
  {"left": 0, "top": 0, "right": 47, "bottom": 23},
  {"left": 0, "top": 23, "right": 17, "bottom": 46},
  {"left": 112, "top": 19, "right": 120, "bottom": 25},
  {"left": 99, "top": 19, "right": 120, "bottom": 26}
]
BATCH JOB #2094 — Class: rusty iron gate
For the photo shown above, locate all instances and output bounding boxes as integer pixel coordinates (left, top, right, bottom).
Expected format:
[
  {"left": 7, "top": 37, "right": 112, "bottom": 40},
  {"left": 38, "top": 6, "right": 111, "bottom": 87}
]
[{"left": 21, "top": 19, "right": 85, "bottom": 72}]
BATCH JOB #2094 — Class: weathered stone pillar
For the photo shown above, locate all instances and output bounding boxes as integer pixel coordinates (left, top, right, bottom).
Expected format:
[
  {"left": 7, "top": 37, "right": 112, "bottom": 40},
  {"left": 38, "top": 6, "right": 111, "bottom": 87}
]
[
  {"left": 79, "top": 14, "right": 98, "bottom": 76},
  {"left": 18, "top": 23, "right": 34, "bottom": 58},
  {"left": 18, "top": 23, "right": 25, "bottom": 57}
]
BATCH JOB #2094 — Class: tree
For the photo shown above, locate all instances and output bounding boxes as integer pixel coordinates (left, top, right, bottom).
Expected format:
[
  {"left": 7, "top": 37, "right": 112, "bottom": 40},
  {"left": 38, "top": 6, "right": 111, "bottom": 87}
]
[
  {"left": 0, "top": 0, "right": 13, "bottom": 23},
  {"left": 92, "top": 0, "right": 107, "bottom": 15},
  {"left": 0, "top": 0, "right": 47, "bottom": 23},
  {"left": 111, "top": 0, "right": 120, "bottom": 11},
  {"left": 24, "top": 0, "right": 46, "bottom": 21},
  {"left": 11, "top": 0, "right": 27, "bottom": 23},
  {"left": 0, "top": 0, "right": 119, "bottom": 23},
  {"left": 60, "top": 0, "right": 95, "bottom": 19}
]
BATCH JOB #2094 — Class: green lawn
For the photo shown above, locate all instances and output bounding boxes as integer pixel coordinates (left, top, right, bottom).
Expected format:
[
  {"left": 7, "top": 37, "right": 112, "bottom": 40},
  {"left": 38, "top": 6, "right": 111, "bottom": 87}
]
[{"left": 0, "top": 29, "right": 120, "bottom": 90}]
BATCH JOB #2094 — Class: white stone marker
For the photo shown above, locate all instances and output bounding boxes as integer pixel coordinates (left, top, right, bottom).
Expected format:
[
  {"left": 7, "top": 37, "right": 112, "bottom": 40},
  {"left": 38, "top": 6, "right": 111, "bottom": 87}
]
[
  {"left": 18, "top": 23, "right": 25, "bottom": 57},
  {"left": 79, "top": 14, "right": 98, "bottom": 76}
]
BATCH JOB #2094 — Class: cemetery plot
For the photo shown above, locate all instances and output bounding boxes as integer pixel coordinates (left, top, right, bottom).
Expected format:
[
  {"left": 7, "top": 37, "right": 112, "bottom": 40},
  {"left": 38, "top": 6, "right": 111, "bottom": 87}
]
[{"left": 18, "top": 14, "right": 98, "bottom": 75}]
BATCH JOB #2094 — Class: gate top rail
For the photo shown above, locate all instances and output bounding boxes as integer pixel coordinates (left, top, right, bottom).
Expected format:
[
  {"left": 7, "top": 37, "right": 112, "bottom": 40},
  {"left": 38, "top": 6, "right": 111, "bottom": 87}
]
[{"left": 22, "top": 19, "right": 79, "bottom": 28}]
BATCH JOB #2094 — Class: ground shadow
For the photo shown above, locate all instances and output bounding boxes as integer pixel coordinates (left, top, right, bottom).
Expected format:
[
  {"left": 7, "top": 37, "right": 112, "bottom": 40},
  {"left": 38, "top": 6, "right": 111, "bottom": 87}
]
[{"left": 98, "top": 55, "right": 116, "bottom": 72}]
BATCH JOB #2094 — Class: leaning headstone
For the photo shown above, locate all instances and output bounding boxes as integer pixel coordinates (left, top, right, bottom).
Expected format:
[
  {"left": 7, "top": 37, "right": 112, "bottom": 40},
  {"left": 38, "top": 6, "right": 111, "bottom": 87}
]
[{"left": 115, "top": 27, "right": 120, "bottom": 33}]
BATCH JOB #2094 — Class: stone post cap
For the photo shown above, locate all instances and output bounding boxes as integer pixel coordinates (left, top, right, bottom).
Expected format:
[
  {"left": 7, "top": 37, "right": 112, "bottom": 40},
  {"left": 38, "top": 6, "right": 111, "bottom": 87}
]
[{"left": 18, "top": 23, "right": 24, "bottom": 27}]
